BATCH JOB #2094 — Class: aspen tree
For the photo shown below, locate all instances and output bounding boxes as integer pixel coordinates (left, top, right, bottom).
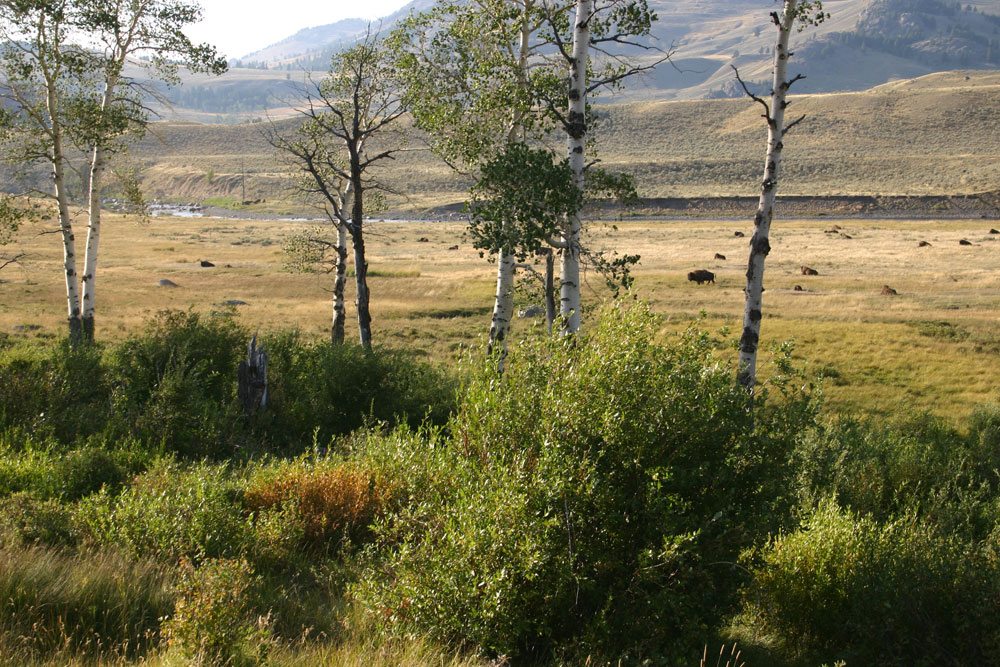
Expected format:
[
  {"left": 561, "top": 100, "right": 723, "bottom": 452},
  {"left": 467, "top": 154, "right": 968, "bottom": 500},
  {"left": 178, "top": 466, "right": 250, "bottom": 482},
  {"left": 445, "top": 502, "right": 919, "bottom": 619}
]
[{"left": 734, "top": 0, "right": 827, "bottom": 393}]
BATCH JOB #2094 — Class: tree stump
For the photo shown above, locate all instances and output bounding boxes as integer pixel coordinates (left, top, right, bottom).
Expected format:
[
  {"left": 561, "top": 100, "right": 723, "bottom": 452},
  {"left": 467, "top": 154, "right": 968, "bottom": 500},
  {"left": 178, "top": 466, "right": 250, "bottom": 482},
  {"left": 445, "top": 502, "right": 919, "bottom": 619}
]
[{"left": 238, "top": 335, "right": 268, "bottom": 416}]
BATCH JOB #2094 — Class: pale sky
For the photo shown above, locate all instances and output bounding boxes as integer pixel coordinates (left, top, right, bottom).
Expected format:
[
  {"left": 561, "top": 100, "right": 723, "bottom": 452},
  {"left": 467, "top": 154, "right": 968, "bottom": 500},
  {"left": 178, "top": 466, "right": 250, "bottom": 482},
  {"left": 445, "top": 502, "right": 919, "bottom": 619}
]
[{"left": 186, "top": 0, "right": 412, "bottom": 61}]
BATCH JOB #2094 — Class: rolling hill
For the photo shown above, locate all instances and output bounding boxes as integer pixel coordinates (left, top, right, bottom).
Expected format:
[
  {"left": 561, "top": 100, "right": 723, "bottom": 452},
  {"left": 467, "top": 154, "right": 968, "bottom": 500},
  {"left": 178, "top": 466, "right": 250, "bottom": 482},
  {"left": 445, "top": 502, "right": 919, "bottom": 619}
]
[{"left": 126, "top": 70, "right": 1000, "bottom": 212}]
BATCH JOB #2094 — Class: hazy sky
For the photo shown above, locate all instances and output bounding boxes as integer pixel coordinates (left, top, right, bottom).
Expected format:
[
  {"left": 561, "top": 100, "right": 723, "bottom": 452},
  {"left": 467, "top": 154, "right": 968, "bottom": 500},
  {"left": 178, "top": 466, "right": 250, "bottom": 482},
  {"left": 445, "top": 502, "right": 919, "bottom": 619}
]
[{"left": 186, "top": 0, "right": 412, "bottom": 60}]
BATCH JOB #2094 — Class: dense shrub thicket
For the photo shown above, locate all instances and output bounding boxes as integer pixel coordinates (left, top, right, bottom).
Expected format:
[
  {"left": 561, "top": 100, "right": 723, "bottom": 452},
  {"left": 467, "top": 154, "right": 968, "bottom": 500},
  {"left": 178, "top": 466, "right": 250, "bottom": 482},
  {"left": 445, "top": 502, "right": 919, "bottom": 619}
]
[
  {"left": 0, "top": 305, "right": 997, "bottom": 665},
  {"left": 352, "top": 304, "right": 815, "bottom": 661},
  {"left": 0, "top": 310, "right": 456, "bottom": 458}
]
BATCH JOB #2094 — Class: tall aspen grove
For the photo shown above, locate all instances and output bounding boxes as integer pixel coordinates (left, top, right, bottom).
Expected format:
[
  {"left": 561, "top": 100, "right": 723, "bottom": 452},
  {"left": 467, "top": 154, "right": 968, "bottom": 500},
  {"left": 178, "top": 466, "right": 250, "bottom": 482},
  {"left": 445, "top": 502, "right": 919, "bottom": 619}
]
[{"left": 394, "top": 0, "right": 662, "bottom": 353}]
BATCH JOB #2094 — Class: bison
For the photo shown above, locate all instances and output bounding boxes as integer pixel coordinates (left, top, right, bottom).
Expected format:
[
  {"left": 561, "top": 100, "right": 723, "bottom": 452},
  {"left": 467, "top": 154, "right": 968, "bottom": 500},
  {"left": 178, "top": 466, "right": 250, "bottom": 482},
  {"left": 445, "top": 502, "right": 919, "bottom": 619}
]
[
  {"left": 959, "top": 239, "right": 973, "bottom": 246},
  {"left": 734, "top": 231, "right": 745, "bottom": 238},
  {"left": 687, "top": 269, "right": 715, "bottom": 285},
  {"left": 881, "top": 285, "right": 898, "bottom": 296},
  {"left": 714, "top": 253, "right": 727, "bottom": 260},
  {"left": 199, "top": 260, "right": 215, "bottom": 268},
  {"left": 417, "top": 237, "right": 429, "bottom": 243},
  {"left": 448, "top": 245, "right": 459, "bottom": 250},
  {"left": 989, "top": 228, "right": 999, "bottom": 234},
  {"left": 918, "top": 241, "right": 932, "bottom": 247},
  {"left": 801, "top": 266, "right": 819, "bottom": 276},
  {"left": 793, "top": 285, "right": 804, "bottom": 292}
]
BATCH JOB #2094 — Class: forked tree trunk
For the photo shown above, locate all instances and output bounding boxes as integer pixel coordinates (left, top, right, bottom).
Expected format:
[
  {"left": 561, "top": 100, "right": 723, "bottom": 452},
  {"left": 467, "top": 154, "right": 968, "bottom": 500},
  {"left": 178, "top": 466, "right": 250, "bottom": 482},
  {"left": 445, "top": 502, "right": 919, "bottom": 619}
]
[
  {"left": 331, "top": 220, "right": 349, "bottom": 345},
  {"left": 737, "top": 1, "right": 799, "bottom": 393},
  {"left": 487, "top": 251, "right": 516, "bottom": 360},
  {"left": 560, "top": 0, "right": 591, "bottom": 335}
]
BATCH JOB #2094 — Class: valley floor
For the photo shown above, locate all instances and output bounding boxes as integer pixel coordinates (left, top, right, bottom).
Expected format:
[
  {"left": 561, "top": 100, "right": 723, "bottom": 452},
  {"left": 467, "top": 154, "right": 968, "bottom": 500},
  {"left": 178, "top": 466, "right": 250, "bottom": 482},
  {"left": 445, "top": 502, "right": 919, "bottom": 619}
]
[{"left": 1, "top": 213, "right": 998, "bottom": 419}]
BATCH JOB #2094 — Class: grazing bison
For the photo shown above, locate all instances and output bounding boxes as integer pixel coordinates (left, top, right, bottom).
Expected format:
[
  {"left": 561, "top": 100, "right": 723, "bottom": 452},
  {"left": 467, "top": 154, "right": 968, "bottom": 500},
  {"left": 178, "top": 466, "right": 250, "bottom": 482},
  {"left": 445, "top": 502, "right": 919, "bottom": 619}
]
[
  {"left": 793, "top": 285, "right": 804, "bottom": 291},
  {"left": 687, "top": 269, "right": 715, "bottom": 285},
  {"left": 959, "top": 239, "right": 973, "bottom": 246},
  {"left": 734, "top": 231, "right": 745, "bottom": 238},
  {"left": 199, "top": 260, "right": 215, "bottom": 267},
  {"left": 881, "top": 285, "right": 897, "bottom": 296},
  {"left": 918, "top": 241, "right": 932, "bottom": 247},
  {"left": 448, "top": 245, "right": 459, "bottom": 250},
  {"left": 801, "top": 266, "right": 819, "bottom": 276},
  {"left": 714, "top": 253, "right": 726, "bottom": 260}
]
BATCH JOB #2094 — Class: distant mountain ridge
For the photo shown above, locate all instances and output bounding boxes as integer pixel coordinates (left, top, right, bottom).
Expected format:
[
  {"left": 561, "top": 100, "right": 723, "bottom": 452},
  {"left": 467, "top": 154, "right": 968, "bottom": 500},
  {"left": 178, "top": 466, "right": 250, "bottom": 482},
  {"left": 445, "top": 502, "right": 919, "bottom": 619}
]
[{"left": 162, "top": 0, "right": 1000, "bottom": 120}]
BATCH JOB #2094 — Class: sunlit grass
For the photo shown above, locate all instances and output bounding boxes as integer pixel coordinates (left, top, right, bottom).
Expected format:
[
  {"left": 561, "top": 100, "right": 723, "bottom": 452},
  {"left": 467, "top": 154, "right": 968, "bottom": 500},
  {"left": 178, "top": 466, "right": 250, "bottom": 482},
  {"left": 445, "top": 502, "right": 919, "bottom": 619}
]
[{"left": 2, "top": 213, "right": 998, "bottom": 420}]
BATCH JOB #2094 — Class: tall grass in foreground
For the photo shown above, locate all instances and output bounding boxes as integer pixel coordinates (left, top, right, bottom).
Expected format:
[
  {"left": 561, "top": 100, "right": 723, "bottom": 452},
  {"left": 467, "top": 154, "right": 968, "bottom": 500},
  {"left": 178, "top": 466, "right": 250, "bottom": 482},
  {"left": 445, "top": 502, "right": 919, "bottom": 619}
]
[{"left": 0, "top": 546, "right": 172, "bottom": 661}]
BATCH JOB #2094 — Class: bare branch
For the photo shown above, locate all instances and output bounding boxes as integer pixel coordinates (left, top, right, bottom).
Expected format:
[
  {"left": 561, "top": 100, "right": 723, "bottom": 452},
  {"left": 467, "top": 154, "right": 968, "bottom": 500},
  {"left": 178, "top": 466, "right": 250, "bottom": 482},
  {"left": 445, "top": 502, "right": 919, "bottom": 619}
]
[{"left": 731, "top": 64, "right": 771, "bottom": 122}]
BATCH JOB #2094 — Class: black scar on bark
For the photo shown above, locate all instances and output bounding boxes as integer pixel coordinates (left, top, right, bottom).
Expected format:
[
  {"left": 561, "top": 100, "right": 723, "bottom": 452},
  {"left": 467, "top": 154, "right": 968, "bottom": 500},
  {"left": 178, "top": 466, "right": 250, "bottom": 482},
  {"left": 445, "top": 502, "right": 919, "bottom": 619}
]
[
  {"left": 752, "top": 235, "right": 771, "bottom": 256},
  {"left": 568, "top": 89, "right": 580, "bottom": 101},
  {"left": 748, "top": 308, "right": 762, "bottom": 323},
  {"left": 739, "top": 327, "right": 759, "bottom": 352}
]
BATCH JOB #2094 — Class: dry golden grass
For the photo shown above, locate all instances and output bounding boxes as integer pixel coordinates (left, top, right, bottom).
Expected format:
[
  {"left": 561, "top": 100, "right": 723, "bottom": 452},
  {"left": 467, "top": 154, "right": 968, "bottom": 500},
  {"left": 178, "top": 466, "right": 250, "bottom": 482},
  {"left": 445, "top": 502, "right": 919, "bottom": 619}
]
[{"left": 1, "top": 212, "right": 998, "bottom": 420}]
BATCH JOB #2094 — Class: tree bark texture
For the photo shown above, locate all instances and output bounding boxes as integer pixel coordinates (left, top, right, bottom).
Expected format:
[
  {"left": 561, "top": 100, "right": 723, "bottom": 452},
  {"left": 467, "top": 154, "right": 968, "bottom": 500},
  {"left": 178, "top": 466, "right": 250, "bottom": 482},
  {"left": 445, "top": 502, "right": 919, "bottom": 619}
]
[
  {"left": 544, "top": 248, "right": 556, "bottom": 333},
  {"left": 350, "top": 174, "right": 372, "bottom": 350},
  {"left": 81, "top": 73, "right": 118, "bottom": 343},
  {"left": 560, "top": 0, "right": 591, "bottom": 335},
  {"left": 738, "top": 1, "right": 798, "bottom": 393},
  {"left": 81, "top": 143, "right": 106, "bottom": 343},
  {"left": 45, "top": 70, "right": 81, "bottom": 343},
  {"left": 331, "top": 220, "right": 349, "bottom": 345},
  {"left": 487, "top": 252, "right": 516, "bottom": 361}
]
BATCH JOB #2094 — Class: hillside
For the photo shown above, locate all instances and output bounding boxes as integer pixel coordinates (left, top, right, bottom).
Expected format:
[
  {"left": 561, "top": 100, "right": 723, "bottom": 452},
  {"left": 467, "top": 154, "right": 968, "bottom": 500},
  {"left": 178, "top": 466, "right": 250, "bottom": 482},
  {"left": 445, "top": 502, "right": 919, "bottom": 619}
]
[
  {"left": 128, "top": 70, "right": 1000, "bottom": 212},
  {"left": 151, "top": 0, "right": 1000, "bottom": 121}
]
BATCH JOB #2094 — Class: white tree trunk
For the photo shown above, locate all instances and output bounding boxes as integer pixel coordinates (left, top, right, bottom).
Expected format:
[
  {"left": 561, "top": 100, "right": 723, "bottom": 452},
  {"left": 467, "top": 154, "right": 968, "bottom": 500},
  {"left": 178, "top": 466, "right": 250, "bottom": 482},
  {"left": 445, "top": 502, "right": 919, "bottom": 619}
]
[
  {"left": 45, "top": 75, "right": 80, "bottom": 342},
  {"left": 331, "top": 220, "right": 348, "bottom": 344},
  {"left": 487, "top": 252, "right": 516, "bottom": 360},
  {"left": 81, "top": 143, "right": 106, "bottom": 342},
  {"left": 82, "top": 72, "right": 118, "bottom": 343},
  {"left": 560, "top": 0, "right": 591, "bottom": 334},
  {"left": 487, "top": 1, "right": 533, "bottom": 357},
  {"left": 738, "top": 1, "right": 798, "bottom": 393}
]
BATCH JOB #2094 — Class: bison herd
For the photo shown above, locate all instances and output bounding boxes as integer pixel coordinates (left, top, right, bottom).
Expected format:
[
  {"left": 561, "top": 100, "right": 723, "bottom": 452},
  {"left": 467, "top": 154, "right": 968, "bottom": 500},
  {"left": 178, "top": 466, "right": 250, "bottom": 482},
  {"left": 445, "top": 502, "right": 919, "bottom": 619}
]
[{"left": 683, "top": 225, "right": 996, "bottom": 295}]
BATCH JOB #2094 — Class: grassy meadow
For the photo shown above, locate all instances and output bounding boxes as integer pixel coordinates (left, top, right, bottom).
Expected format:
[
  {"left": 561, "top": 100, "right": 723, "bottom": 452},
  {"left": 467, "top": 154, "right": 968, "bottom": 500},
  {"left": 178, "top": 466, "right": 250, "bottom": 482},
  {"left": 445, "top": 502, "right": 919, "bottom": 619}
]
[
  {"left": 2, "top": 69, "right": 1000, "bottom": 667},
  {"left": 3, "top": 212, "right": 998, "bottom": 420}
]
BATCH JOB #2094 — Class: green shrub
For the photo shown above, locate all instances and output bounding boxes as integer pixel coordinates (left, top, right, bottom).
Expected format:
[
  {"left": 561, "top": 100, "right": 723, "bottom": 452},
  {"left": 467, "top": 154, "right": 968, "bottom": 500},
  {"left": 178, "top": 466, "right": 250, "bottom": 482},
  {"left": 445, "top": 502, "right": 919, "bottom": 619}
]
[
  {"left": 354, "top": 304, "right": 814, "bottom": 660},
  {"left": 108, "top": 311, "right": 247, "bottom": 458},
  {"left": 0, "top": 430, "right": 152, "bottom": 506},
  {"left": 794, "top": 413, "right": 1000, "bottom": 540},
  {"left": 53, "top": 447, "right": 128, "bottom": 500},
  {"left": 0, "top": 342, "right": 109, "bottom": 443},
  {"left": 0, "top": 545, "right": 172, "bottom": 660},
  {"left": 78, "top": 460, "right": 250, "bottom": 562},
  {"left": 262, "top": 336, "right": 456, "bottom": 451},
  {"left": 745, "top": 499, "right": 1000, "bottom": 666},
  {"left": 0, "top": 493, "right": 77, "bottom": 548},
  {"left": 165, "top": 557, "right": 273, "bottom": 666}
]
